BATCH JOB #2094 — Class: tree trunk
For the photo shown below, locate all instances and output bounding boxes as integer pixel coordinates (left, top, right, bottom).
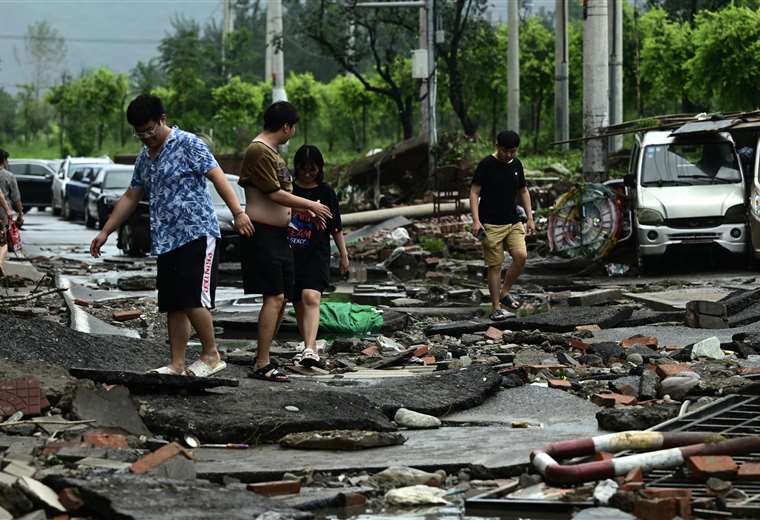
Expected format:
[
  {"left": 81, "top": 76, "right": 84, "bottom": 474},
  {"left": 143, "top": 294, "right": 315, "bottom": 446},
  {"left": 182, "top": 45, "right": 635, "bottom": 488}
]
[
  {"left": 533, "top": 94, "right": 543, "bottom": 154},
  {"left": 446, "top": 56, "right": 477, "bottom": 137}
]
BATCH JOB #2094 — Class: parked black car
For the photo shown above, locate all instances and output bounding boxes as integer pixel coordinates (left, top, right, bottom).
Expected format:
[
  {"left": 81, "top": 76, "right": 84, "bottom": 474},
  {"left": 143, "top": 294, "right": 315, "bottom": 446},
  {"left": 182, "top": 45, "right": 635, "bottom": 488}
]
[
  {"left": 85, "top": 165, "right": 134, "bottom": 228},
  {"left": 117, "top": 174, "right": 245, "bottom": 260},
  {"left": 5, "top": 159, "right": 57, "bottom": 211}
]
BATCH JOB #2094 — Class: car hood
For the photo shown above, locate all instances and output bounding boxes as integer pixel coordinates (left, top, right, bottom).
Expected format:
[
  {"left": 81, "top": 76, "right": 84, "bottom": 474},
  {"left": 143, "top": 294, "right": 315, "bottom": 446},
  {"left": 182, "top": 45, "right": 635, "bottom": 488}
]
[{"left": 639, "top": 184, "right": 744, "bottom": 218}]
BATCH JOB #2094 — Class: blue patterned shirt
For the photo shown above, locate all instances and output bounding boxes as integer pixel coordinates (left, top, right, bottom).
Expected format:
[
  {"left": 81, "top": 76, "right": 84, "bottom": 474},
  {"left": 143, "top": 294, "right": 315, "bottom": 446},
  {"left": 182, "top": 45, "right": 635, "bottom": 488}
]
[{"left": 130, "top": 128, "right": 221, "bottom": 255}]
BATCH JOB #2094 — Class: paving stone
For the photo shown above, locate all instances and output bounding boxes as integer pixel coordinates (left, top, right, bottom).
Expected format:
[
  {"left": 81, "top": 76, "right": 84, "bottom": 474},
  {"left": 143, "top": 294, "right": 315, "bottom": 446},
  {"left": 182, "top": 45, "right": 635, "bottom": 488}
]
[
  {"left": 71, "top": 384, "right": 150, "bottom": 436},
  {"left": 0, "top": 378, "right": 48, "bottom": 418},
  {"left": 49, "top": 475, "right": 311, "bottom": 519},
  {"left": 279, "top": 430, "right": 406, "bottom": 450}
]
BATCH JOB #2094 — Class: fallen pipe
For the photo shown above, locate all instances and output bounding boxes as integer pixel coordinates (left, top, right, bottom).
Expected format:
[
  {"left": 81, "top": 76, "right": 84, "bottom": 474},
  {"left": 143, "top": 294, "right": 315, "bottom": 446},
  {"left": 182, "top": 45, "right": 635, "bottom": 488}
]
[
  {"left": 531, "top": 431, "right": 760, "bottom": 484},
  {"left": 341, "top": 200, "right": 470, "bottom": 227}
]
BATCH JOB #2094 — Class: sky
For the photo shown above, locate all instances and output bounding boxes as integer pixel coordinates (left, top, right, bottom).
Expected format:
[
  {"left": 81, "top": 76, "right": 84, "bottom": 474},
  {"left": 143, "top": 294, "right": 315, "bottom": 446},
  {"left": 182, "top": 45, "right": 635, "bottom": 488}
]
[
  {"left": 0, "top": 0, "right": 220, "bottom": 93},
  {"left": 0, "top": 0, "right": 561, "bottom": 95}
]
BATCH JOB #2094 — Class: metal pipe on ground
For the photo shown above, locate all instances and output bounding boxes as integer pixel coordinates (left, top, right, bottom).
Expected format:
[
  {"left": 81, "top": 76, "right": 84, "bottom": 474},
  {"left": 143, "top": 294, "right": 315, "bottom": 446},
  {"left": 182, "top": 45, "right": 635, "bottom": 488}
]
[
  {"left": 341, "top": 200, "right": 471, "bottom": 227},
  {"left": 531, "top": 431, "right": 760, "bottom": 485}
]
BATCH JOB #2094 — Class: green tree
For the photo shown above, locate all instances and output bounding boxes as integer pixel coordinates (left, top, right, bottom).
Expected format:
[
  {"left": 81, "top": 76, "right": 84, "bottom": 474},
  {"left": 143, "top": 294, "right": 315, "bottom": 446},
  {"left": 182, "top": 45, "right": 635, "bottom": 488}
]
[
  {"left": 211, "top": 76, "right": 264, "bottom": 154},
  {"left": 0, "top": 89, "right": 17, "bottom": 141},
  {"left": 639, "top": 8, "right": 694, "bottom": 114},
  {"left": 129, "top": 59, "right": 164, "bottom": 95},
  {"left": 287, "top": 72, "right": 320, "bottom": 142},
  {"left": 16, "top": 84, "right": 51, "bottom": 142},
  {"left": 687, "top": 6, "right": 760, "bottom": 111},
  {"left": 520, "top": 18, "right": 554, "bottom": 152},
  {"left": 318, "top": 74, "right": 374, "bottom": 151},
  {"left": 14, "top": 20, "right": 66, "bottom": 99},
  {"left": 647, "top": 0, "right": 759, "bottom": 22}
]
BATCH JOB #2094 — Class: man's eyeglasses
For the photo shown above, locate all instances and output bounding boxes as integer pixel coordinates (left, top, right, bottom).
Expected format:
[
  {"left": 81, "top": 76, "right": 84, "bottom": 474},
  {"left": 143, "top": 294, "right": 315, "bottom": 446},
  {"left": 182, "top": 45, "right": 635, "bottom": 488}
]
[{"left": 133, "top": 122, "right": 160, "bottom": 139}]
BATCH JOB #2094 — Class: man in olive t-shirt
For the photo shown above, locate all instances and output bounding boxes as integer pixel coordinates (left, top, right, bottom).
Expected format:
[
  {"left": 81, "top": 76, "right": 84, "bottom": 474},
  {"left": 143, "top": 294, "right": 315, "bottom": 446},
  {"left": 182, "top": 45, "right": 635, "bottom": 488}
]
[{"left": 238, "top": 101, "right": 332, "bottom": 383}]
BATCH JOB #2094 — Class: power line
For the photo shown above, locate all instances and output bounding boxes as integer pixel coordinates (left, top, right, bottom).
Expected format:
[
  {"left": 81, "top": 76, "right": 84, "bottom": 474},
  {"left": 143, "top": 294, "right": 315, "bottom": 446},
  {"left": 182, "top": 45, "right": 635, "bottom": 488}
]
[{"left": 0, "top": 34, "right": 162, "bottom": 44}]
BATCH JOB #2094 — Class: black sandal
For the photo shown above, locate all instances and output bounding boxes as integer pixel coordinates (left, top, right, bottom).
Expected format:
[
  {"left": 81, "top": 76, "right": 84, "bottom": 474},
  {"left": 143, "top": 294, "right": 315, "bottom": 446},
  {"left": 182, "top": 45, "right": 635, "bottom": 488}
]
[
  {"left": 249, "top": 362, "right": 289, "bottom": 382},
  {"left": 500, "top": 294, "right": 522, "bottom": 310}
]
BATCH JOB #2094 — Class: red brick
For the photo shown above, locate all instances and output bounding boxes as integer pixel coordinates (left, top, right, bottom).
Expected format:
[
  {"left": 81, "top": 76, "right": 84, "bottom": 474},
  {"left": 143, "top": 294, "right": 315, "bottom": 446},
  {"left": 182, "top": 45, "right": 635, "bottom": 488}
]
[
  {"left": 73, "top": 298, "right": 91, "bottom": 307},
  {"left": 620, "top": 481, "right": 644, "bottom": 492},
  {"left": 360, "top": 345, "right": 379, "bottom": 357},
  {"left": 687, "top": 455, "right": 738, "bottom": 480},
  {"left": 112, "top": 309, "right": 142, "bottom": 322},
  {"left": 633, "top": 497, "right": 678, "bottom": 520},
  {"left": 83, "top": 432, "right": 129, "bottom": 449},
  {"left": 591, "top": 392, "right": 637, "bottom": 407},
  {"left": 421, "top": 356, "right": 436, "bottom": 365},
  {"left": 568, "top": 339, "right": 588, "bottom": 350},
  {"left": 738, "top": 462, "right": 760, "bottom": 480},
  {"left": 547, "top": 379, "right": 572, "bottom": 390},
  {"left": 339, "top": 492, "right": 368, "bottom": 507},
  {"left": 52, "top": 516, "right": 70, "bottom": 520},
  {"left": 247, "top": 480, "right": 301, "bottom": 496},
  {"left": 624, "top": 467, "right": 643, "bottom": 484},
  {"left": 641, "top": 489, "right": 692, "bottom": 519},
  {"left": 656, "top": 363, "right": 692, "bottom": 379},
  {"left": 130, "top": 442, "right": 192, "bottom": 475},
  {"left": 575, "top": 324, "right": 601, "bottom": 333},
  {"left": 484, "top": 327, "right": 504, "bottom": 341},
  {"left": 58, "top": 488, "right": 83, "bottom": 511},
  {"left": 594, "top": 451, "right": 615, "bottom": 462},
  {"left": 412, "top": 345, "right": 429, "bottom": 357},
  {"left": 621, "top": 335, "right": 658, "bottom": 348}
]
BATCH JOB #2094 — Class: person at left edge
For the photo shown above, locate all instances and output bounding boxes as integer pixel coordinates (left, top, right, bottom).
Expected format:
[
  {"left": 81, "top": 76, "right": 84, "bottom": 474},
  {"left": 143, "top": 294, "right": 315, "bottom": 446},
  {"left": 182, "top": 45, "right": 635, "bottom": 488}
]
[{"left": 89, "top": 94, "right": 254, "bottom": 377}]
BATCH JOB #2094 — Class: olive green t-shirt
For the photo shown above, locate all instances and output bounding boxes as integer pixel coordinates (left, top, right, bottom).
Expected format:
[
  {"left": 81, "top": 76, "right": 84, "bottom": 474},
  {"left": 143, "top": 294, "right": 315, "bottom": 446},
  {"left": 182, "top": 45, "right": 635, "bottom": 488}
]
[{"left": 238, "top": 141, "right": 293, "bottom": 193}]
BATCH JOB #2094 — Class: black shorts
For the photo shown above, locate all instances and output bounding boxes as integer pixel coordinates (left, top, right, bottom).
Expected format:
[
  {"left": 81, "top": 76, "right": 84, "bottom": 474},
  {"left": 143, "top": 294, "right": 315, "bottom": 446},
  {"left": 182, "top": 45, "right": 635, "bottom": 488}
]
[
  {"left": 241, "top": 222, "right": 294, "bottom": 300},
  {"left": 292, "top": 250, "right": 330, "bottom": 302},
  {"left": 157, "top": 236, "right": 219, "bottom": 313}
]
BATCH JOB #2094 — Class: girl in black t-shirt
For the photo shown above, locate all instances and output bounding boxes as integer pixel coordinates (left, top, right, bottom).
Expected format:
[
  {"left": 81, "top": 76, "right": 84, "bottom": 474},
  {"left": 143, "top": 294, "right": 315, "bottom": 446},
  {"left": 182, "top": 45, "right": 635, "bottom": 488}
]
[{"left": 289, "top": 145, "right": 349, "bottom": 368}]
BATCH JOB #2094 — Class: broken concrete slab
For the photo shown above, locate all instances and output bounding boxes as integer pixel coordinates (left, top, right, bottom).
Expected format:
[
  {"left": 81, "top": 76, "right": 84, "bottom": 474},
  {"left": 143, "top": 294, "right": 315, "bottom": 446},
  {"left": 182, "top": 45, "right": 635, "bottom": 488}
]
[
  {"left": 596, "top": 404, "right": 680, "bottom": 431},
  {"left": 442, "top": 385, "right": 601, "bottom": 435},
  {"left": 45, "top": 475, "right": 312, "bottom": 520},
  {"left": 16, "top": 477, "right": 65, "bottom": 512},
  {"left": 618, "top": 309, "right": 684, "bottom": 327},
  {"left": 194, "top": 424, "right": 600, "bottom": 483},
  {"left": 568, "top": 289, "right": 622, "bottom": 307},
  {"left": 57, "top": 275, "right": 141, "bottom": 338},
  {"left": 279, "top": 430, "right": 406, "bottom": 450},
  {"left": 425, "top": 306, "right": 634, "bottom": 336},
  {"left": 69, "top": 368, "right": 238, "bottom": 393},
  {"left": 71, "top": 384, "right": 150, "bottom": 436},
  {"left": 624, "top": 287, "right": 733, "bottom": 311}
]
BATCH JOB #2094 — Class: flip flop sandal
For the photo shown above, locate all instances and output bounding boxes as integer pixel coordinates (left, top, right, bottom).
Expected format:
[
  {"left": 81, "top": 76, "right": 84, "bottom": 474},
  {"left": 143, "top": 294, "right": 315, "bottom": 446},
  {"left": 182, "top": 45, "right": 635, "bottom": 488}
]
[
  {"left": 298, "top": 349, "right": 321, "bottom": 369},
  {"left": 147, "top": 365, "right": 187, "bottom": 376},
  {"left": 500, "top": 294, "right": 522, "bottom": 310},
  {"left": 250, "top": 362, "right": 289, "bottom": 382},
  {"left": 489, "top": 308, "right": 511, "bottom": 321},
  {"left": 186, "top": 359, "right": 227, "bottom": 378}
]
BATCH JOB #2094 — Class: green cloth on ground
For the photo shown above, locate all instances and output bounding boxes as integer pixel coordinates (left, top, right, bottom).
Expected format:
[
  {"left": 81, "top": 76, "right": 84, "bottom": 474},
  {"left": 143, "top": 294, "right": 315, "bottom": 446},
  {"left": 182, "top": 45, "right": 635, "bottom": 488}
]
[{"left": 290, "top": 302, "right": 384, "bottom": 334}]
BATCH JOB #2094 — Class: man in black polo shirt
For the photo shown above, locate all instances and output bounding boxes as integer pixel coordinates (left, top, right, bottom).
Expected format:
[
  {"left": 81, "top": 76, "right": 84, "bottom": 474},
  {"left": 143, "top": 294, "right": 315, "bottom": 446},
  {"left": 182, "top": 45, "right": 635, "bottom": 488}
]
[{"left": 470, "top": 131, "right": 535, "bottom": 321}]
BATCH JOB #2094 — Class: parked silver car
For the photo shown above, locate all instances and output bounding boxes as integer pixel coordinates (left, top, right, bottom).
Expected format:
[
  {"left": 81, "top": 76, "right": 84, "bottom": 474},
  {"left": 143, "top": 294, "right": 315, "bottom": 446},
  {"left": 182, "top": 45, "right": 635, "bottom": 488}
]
[{"left": 631, "top": 130, "right": 746, "bottom": 263}]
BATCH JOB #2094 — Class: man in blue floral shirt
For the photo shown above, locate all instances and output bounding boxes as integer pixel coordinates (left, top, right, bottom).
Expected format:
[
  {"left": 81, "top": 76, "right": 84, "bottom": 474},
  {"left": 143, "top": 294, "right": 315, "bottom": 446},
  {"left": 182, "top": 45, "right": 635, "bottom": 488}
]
[{"left": 90, "top": 94, "right": 254, "bottom": 377}]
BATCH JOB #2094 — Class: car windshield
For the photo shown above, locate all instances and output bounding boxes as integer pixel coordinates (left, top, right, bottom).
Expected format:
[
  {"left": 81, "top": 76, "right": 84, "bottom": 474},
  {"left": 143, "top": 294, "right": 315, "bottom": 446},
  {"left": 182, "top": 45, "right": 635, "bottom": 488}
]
[
  {"left": 641, "top": 142, "right": 741, "bottom": 186},
  {"left": 68, "top": 162, "right": 107, "bottom": 178},
  {"left": 103, "top": 170, "right": 133, "bottom": 189},
  {"left": 210, "top": 180, "right": 244, "bottom": 206}
]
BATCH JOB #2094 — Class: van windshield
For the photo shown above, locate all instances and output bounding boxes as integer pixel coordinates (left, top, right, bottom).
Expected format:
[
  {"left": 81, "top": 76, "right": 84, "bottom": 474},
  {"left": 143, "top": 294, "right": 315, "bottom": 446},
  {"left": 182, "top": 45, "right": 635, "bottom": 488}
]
[{"left": 641, "top": 142, "right": 741, "bottom": 187}]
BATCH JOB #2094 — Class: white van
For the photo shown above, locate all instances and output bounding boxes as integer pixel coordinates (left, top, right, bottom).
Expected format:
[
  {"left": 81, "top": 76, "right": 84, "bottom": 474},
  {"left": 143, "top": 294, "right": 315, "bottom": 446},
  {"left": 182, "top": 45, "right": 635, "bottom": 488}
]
[{"left": 630, "top": 130, "right": 746, "bottom": 262}]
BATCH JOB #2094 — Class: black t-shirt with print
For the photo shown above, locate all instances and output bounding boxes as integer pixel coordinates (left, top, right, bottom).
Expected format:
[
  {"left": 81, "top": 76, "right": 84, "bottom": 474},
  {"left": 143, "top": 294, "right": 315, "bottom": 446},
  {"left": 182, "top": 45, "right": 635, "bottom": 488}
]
[
  {"left": 288, "top": 182, "right": 342, "bottom": 258},
  {"left": 471, "top": 155, "right": 526, "bottom": 225}
]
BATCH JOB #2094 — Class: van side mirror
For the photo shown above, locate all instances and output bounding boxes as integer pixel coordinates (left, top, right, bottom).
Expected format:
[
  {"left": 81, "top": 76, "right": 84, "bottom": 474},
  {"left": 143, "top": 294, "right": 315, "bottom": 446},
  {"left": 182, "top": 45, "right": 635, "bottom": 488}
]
[{"left": 623, "top": 174, "right": 635, "bottom": 188}]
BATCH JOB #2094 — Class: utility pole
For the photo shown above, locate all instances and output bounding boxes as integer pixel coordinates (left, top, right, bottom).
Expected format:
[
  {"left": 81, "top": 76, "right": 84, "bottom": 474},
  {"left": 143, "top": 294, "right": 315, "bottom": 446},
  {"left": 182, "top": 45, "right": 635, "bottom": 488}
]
[
  {"left": 608, "top": 0, "right": 623, "bottom": 152},
  {"left": 222, "top": 0, "right": 235, "bottom": 77},
  {"left": 507, "top": 0, "right": 520, "bottom": 133},
  {"left": 554, "top": 0, "right": 569, "bottom": 150},
  {"left": 268, "top": 0, "right": 286, "bottom": 103},
  {"left": 583, "top": 0, "right": 609, "bottom": 182},
  {"left": 419, "top": 8, "right": 429, "bottom": 138},
  {"left": 265, "top": 0, "right": 273, "bottom": 85}
]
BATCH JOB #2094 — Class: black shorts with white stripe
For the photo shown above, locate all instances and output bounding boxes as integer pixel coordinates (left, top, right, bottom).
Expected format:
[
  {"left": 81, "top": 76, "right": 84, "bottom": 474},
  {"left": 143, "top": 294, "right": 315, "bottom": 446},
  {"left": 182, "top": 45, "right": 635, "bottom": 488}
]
[{"left": 156, "top": 236, "right": 219, "bottom": 313}]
